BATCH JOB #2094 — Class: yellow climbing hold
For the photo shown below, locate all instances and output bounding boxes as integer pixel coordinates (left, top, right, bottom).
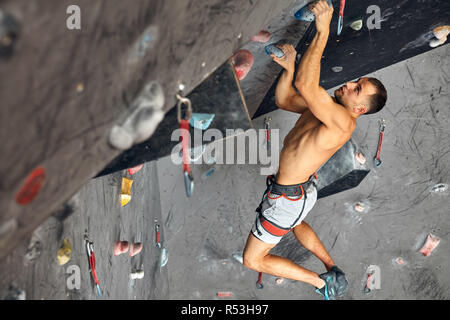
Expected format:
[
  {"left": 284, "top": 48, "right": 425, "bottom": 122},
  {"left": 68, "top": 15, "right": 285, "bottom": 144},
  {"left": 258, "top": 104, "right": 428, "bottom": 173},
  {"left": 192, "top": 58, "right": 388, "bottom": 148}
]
[
  {"left": 57, "top": 238, "right": 72, "bottom": 265},
  {"left": 120, "top": 177, "right": 133, "bottom": 207},
  {"left": 120, "top": 194, "right": 132, "bottom": 207}
]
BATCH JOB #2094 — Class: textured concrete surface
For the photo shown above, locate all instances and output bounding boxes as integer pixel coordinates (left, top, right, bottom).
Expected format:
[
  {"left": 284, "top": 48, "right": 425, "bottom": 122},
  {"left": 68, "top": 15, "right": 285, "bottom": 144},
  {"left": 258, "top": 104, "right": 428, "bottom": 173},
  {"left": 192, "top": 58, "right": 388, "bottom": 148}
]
[
  {"left": 158, "top": 43, "right": 450, "bottom": 300},
  {"left": 1, "top": 43, "right": 448, "bottom": 300}
]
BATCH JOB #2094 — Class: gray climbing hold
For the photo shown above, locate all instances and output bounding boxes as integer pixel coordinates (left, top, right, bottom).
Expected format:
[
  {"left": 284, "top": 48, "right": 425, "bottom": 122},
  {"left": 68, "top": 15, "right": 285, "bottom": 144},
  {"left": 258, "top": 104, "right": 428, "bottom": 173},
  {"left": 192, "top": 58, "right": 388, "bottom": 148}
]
[
  {"left": 332, "top": 66, "right": 343, "bottom": 73},
  {"left": 109, "top": 81, "right": 165, "bottom": 150}
]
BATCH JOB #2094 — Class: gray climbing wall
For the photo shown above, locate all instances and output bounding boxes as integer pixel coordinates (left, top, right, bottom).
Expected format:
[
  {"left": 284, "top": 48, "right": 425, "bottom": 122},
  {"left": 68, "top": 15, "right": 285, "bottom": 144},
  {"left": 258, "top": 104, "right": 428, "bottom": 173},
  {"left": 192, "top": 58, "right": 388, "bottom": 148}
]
[
  {"left": 0, "top": 0, "right": 304, "bottom": 259},
  {"left": 0, "top": 162, "right": 169, "bottom": 300},
  {"left": 1, "top": 0, "right": 449, "bottom": 302}
]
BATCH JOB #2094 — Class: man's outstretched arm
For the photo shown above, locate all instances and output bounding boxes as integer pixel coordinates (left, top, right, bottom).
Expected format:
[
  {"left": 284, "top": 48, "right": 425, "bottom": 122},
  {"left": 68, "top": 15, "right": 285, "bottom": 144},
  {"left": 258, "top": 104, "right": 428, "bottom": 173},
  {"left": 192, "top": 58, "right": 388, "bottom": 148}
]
[{"left": 295, "top": 1, "right": 352, "bottom": 132}]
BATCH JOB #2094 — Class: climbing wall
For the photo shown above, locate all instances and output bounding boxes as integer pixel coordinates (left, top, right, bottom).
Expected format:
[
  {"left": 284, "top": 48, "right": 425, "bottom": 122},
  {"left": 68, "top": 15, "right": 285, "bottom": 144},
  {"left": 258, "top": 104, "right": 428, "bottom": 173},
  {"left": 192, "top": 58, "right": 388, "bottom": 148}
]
[{"left": 0, "top": 0, "right": 306, "bottom": 259}]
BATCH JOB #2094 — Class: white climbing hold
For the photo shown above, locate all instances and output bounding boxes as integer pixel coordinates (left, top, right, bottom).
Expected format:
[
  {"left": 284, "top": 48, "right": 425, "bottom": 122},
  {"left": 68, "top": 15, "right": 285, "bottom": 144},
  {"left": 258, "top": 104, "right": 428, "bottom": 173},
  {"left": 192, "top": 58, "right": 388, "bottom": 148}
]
[{"left": 350, "top": 20, "right": 363, "bottom": 31}]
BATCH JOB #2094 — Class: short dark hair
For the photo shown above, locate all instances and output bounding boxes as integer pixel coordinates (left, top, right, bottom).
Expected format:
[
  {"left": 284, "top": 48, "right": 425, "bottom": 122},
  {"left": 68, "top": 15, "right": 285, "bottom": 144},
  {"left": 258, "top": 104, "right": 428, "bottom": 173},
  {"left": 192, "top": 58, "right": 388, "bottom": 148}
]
[{"left": 364, "top": 77, "right": 387, "bottom": 115}]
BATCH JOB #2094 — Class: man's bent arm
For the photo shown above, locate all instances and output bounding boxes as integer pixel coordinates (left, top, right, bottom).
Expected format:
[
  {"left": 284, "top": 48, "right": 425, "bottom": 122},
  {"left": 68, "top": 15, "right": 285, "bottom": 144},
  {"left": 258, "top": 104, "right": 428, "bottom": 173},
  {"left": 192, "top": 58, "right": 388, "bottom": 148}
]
[
  {"left": 275, "top": 69, "right": 308, "bottom": 114},
  {"left": 294, "top": 30, "right": 329, "bottom": 90}
]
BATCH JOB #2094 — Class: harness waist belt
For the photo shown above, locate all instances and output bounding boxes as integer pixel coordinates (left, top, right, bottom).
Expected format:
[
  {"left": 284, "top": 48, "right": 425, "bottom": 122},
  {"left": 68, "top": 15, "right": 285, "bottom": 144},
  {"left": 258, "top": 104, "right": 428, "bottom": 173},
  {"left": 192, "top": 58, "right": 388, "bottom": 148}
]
[{"left": 267, "top": 175, "right": 312, "bottom": 197}]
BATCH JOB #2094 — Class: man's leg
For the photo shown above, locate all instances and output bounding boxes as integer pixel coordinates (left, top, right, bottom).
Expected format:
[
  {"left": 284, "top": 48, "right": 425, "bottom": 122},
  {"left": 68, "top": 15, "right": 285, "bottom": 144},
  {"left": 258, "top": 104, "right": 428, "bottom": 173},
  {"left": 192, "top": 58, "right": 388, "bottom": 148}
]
[
  {"left": 292, "top": 221, "right": 335, "bottom": 271},
  {"left": 242, "top": 233, "right": 325, "bottom": 288}
]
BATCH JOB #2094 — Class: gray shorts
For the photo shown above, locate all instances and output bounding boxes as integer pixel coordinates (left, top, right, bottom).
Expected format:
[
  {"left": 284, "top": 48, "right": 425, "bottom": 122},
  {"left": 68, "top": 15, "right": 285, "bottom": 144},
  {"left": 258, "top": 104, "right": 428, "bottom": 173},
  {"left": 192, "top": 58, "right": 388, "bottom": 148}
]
[{"left": 251, "top": 177, "right": 318, "bottom": 244}]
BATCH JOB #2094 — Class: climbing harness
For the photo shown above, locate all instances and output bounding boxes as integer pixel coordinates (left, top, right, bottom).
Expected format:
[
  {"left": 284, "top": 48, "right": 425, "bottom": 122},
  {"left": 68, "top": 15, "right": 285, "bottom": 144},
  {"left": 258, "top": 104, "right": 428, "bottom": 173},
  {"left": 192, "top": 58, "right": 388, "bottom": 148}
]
[
  {"left": 255, "top": 173, "right": 318, "bottom": 238},
  {"left": 177, "top": 93, "right": 194, "bottom": 197},
  {"left": 84, "top": 233, "right": 102, "bottom": 298},
  {"left": 337, "top": 0, "right": 346, "bottom": 36},
  {"left": 373, "top": 119, "right": 386, "bottom": 168}
]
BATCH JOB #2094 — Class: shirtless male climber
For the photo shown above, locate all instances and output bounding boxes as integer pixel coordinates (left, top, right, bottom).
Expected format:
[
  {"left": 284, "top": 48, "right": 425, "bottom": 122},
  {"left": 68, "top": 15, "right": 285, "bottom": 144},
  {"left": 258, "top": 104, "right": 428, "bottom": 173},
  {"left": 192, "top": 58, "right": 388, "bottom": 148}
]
[{"left": 243, "top": 0, "right": 387, "bottom": 300}]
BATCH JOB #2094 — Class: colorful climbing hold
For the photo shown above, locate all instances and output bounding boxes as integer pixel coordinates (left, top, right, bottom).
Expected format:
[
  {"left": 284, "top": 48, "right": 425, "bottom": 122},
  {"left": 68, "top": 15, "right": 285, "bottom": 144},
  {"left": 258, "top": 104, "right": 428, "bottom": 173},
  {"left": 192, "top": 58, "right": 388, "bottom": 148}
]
[
  {"left": 419, "top": 233, "right": 440, "bottom": 257},
  {"left": 57, "top": 238, "right": 72, "bottom": 266},
  {"left": 190, "top": 113, "right": 215, "bottom": 130},
  {"left": 231, "top": 49, "right": 254, "bottom": 81},
  {"left": 353, "top": 202, "right": 365, "bottom": 213},
  {"left": 113, "top": 240, "right": 129, "bottom": 256},
  {"left": 128, "top": 164, "right": 143, "bottom": 176},
  {"left": 265, "top": 44, "right": 285, "bottom": 59},
  {"left": 129, "top": 242, "right": 143, "bottom": 257},
  {"left": 430, "top": 25, "right": 449, "bottom": 48},
  {"left": 349, "top": 19, "right": 363, "bottom": 31},
  {"left": 15, "top": 167, "right": 46, "bottom": 205},
  {"left": 294, "top": 0, "right": 333, "bottom": 22},
  {"left": 120, "top": 194, "right": 131, "bottom": 207},
  {"left": 250, "top": 30, "right": 271, "bottom": 43},
  {"left": 355, "top": 152, "right": 366, "bottom": 165},
  {"left": 120, "top": 177, "right": 133, "bottom": 207}
]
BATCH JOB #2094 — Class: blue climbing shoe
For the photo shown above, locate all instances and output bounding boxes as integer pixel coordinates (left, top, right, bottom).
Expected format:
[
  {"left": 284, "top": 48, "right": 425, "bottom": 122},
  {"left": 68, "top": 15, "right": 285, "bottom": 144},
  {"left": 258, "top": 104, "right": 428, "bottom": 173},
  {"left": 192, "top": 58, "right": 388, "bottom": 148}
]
[
  {"left": 316, "top": 270, "right": 338, "bottom": 300},
  {"left": 315, "top": 266, "right": 349, "bottom": 300},
  {"left": 331, "top": 265, "right": 349, "bottom": 296}
]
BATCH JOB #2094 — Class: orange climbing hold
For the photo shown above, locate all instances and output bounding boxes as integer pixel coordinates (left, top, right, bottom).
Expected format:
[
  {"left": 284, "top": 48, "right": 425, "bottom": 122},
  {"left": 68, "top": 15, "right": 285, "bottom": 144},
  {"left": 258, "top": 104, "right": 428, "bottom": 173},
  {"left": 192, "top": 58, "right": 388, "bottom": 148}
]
[
  {"left": 430, "top": 25, "right": 450, "bottom": 48},
  {"left": 231, "top": 49, "right": 254, "bottom": 81}
]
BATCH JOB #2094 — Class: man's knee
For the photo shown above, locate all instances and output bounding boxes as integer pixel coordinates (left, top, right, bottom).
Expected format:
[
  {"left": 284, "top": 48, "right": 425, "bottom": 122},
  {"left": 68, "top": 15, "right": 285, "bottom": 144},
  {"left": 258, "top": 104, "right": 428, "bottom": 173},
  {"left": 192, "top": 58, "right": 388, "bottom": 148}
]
[{"left": 242, "top": 251, "right": 262, "bottom": 272}]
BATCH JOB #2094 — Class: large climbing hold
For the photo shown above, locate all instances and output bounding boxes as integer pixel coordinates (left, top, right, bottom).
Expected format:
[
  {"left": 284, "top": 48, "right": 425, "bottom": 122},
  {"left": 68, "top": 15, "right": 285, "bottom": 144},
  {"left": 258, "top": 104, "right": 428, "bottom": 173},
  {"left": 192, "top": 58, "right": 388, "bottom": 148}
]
[
  {"left": 429, "top": 25, "right": 450, "bottom": 48},
  {"left": 231, "top": 49, "right": 254, "bottom": 81},
  {"left": 315, "top": 139, "right": 370, "bottom": 199},
  {"left": 109, "top": 81, "right": 165, "bottom": 151}
]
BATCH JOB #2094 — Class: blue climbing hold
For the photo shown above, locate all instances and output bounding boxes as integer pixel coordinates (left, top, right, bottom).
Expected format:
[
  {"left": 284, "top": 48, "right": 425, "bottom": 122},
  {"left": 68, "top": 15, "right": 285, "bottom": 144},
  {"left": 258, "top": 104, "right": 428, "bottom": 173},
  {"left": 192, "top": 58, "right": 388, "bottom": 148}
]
[
  {"left": 265, "top": 44, "right": 285, "bottom": 58},
  {"left": 190, "top": 113, "right": 215, "bottom": 130},
  {"left": 294, "top": 0, "right": 332, "bottom": 22}
]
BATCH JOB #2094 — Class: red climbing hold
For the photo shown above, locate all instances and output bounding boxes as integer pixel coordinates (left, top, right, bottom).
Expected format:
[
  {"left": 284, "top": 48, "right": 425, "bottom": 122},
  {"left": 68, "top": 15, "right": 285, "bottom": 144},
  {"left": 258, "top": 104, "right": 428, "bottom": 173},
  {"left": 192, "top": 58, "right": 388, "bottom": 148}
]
[
  {"left": 231, "top": 49, "right": 254, "bottom": 81},
  {"left": 128, "top": 164, "right": 143, "bottom": 175},
  {"left": 250, "top": 30, "right": 271, "bottom": 43},
  {"left": 129, "top": 242, "right": 143, "bottom": 257},
  {"left": 113, "top": 241, "right": 129, "bottom": 256},
  {"left": 15, "top": 167, "right": 46, "bottom": 205}
]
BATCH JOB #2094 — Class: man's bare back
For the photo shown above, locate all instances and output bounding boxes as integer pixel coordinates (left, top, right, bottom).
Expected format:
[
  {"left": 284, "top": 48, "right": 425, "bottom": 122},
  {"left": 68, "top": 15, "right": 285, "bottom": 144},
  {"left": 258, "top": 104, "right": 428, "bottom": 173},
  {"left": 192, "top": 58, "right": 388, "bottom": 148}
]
[{"left": 277, "top": 108, "right": 354, "bottom": 185}]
